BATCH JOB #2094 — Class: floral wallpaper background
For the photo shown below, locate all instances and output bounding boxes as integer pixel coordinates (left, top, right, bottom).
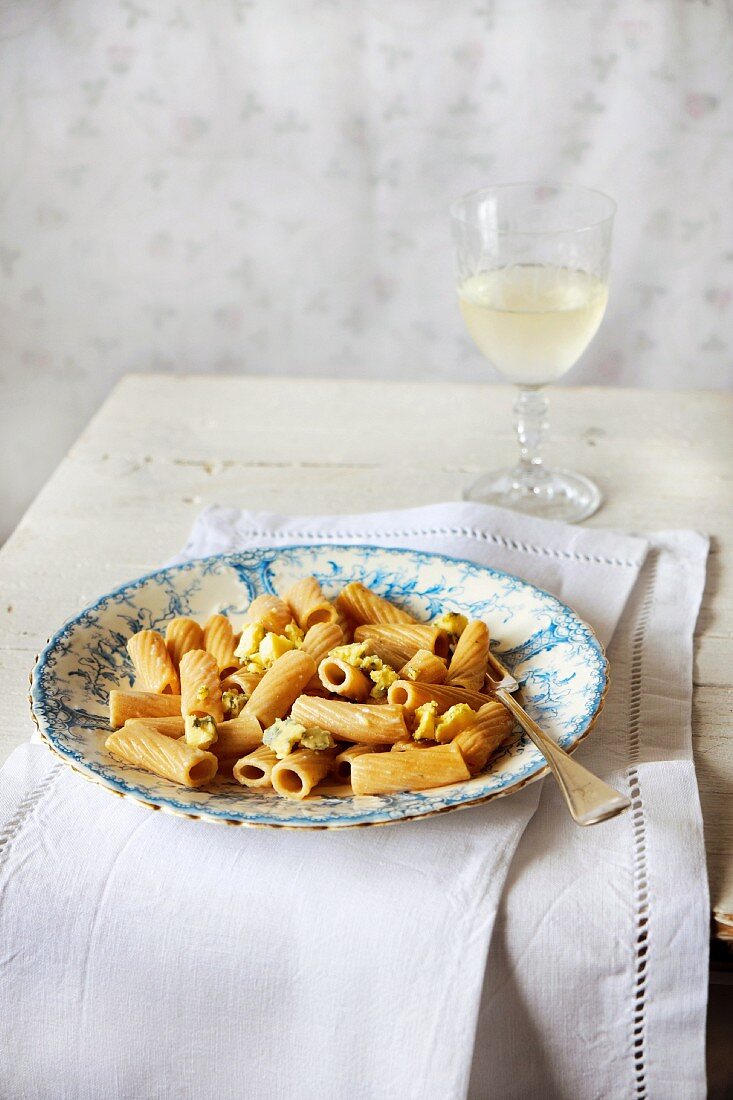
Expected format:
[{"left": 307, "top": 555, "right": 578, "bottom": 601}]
[{"left": 1, "top": 0, "right": 732, "bottom": 539}]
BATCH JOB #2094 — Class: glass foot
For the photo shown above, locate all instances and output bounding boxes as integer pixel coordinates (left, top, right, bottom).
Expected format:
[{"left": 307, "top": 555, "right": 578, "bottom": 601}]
[{"left": 463, "top": 466, "right": 602, "bottom": 523}]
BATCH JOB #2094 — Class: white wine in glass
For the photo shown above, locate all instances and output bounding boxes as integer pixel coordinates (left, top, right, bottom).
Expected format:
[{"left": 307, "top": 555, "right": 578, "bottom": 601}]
[{"left": 451, "top": 183, "right": 615, "bottom": 522}]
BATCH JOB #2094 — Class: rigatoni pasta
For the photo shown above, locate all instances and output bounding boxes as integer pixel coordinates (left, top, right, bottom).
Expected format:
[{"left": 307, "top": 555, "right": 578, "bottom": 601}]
[
  {"left": 387, "top": 680, "right": 490, "bottom": 715},
  {"left": 127, "top": 630, "right": 180, "bottom": 695},
  {"left": 213, "top": 713, "right": 264, "bottom": 764},
  {"left": 399, "top": 649, "right": 448, "bottom": 684},
  {"left": 271, "top": 747, "right": 338, "bottom": 800},
  {"left": 446, "top": 620, "right": 490, "bottom": 692},
  {"left": 203, "top": 614, "right": 240, "bottom": 675},
  {"left": 318, "top": 657, "right": 371, "bottom": 701},
  {"left": 101, "top": 577, "right": 514, "bottom": 800},
  {"left": 353, "top": 623, "right": 449, "bottom": 662},
  {"left": 165, "top": 617, "right": 205, "bottom": 671},
  {"left": 301, "top": 621, "right": 344, "bottom": 664},
  {"left": 335, "top": 582, "right": 417, "bottom": 626},
  {"left": 179, "top": 649, "right": 224, "bottom": 722},
  {"left": 332, "top": 742, "right": 387, "bottom": 781},
  {"left": 350, "top": 742, "right": 470, "bottom": 795},
  {"left": 244, "top": 649, "right": 317, "bottom": 728},
  {"left": 233, "top": 744, "right": 279, "bottom": 788},
  {"left": 109, "top": 688, "right": 182, "bottom": 728},
  {"left": 106, "top": 720, "right": 218, "bottom": 788},
  {"left": 283, "top": 576, "right": 338, "bottom": 631},
  {"left": 290, "top": 696, "right": 409, "bottom": 745},
  {"left": 242, "top": 594, "right": 292, "bottom": 634},
  {"left": 454, "top": 702, "right": 515, "bottom": 773}
]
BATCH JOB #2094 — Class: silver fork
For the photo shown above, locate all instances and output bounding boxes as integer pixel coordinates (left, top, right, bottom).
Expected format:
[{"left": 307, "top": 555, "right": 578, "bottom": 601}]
[{"left": 485, "top": 649, "right": 630, "bottom": 826}]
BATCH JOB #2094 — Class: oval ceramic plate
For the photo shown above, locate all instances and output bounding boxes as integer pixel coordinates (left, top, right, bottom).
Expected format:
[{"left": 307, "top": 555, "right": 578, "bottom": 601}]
[{"left": 30, "top": 544, "right": 607, "bottom": 828}]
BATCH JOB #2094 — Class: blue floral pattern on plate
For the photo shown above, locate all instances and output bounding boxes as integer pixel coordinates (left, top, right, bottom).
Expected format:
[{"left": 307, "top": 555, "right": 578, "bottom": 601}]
[{"left": 29, "top": 544, "right": 607, "bottom": 828}]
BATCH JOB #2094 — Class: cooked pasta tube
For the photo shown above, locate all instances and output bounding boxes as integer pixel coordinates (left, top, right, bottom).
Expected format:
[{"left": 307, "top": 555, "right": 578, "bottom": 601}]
[
  {"left": 243, "top": 594, "right": 292, "bottom": 634},
  {"left": 446, "top": 620, "right": 490, "bottom": 692},
  {"left": 387, "top": 680, "right": 490, "bottom": 715},
  {"left": 233, "top": 744, "right": 278, "bottom": 788},
  {"left": 318, "top": 657, "right": 371, "bottom": 701},
  {"left": 106, "top": 721, "right": 218, "bottom": 788},
  {"left": 283, "top": 576, "right": 338, "bottom": 631},
  {"left": 454, "top": 702, "right": 515, "bottom": 774},
  {"left": 290, "top": 695, "right": 409, "bottom": 745},
  {"left": 203, "top": 614, "right": 240, "bottom": 675},
  {"left": 359, "top": 638, "right": 407, "bottom": 671},
  {"left": 179, "top": 649, "right": 224, "bottom": 722},
  {"left": 109, "top": 689, "right": 182, "bottom": 728},
  {"left": 334, "top": 608, "right": 354, "bottom": 643},
  {"left": 332, "top": 743, "right": 388, "bottom": 781},
  {"left": 271, "top": 747, "right": 337, "bottom": 800},
  {"left": 399, "top": 649, "right": 448, "bottom": 684},
  {"left": 127, "top": 630, "right": 180, "bottom": 695},
  {"left": 301, "top": 621, "right": 344, "bottom": 664},
  {"left": 244, "top": 649, "right": 317, "bottom": 728},
  {"left": 301, "top": 621, "right": 344, "bottom": 689},
  {"left": 350, "top": 742, "right": 470, "bottom": 795},
  {"left": 353, "top": 624, "right": 449, "bottom": 662},
  {"left": 122, "top": 715, "right": 185, "bottom": 738},
  {"left": 220, "top": 670, "right": 263, "bottom": 698},
  {"left": 165, "top": 617, "right": 205, "bottom": 672},
  {"left": 213, "top": 712, "right": 264, "bottom": 763},
  {"left": 335, "top": 582, "right": 417, "bottom": 626}
]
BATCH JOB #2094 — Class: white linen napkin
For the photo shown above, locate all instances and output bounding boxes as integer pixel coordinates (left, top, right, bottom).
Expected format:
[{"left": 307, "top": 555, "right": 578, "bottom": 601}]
[{"left": 0, "top": 504, "right": 707, "bottom": 1100}]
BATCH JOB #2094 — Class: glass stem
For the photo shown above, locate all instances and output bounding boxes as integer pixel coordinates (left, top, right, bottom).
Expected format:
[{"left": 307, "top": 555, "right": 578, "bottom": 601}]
[{"left": 513, "top": 386, "right": 549, "bottom": 488}]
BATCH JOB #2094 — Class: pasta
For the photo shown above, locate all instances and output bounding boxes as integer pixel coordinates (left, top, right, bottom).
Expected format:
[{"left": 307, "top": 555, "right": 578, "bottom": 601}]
[
  {"left": 454, "top": 702, "right": 515, "bottom": 773},
  {"left": 119, "top": 715, "right": 185, "bottom": 738},
  {"left": 353, "top": 623, "right": 449, "bottom": 662},
  {"left": 334, "top": 608, "right": 354, "bottom": 643},
  {"left": 242, "top": 594, "right": 292, "bottom": 634},
  {"left": 127, "top": 630, "right": 180, "bottom": 695},
  {"left": 106, "top": 721, "right": 218, "bottom": 787},
  {"left": 244, "top": 649, "right": 317, "bottom": 728},
  {"left": 387, "top": 680, "right": 490, "bottom": 715},
  {"left": 350, "top": 742, "right": 470, "bottom": 795},
  {"left": 220, "top": 669, "right": 263, "bottom": 698},
  {"left": 318, "top": 657, "right": 371, "bottom": 701},
  {"left": 446, "top": 620, "right": 490, "bottom": 692},
  {"left": 331, "top": 742, "right": 387, "bottom": 781},
  {"left": 271, "top": 747, "right": 338, "bottom": 800},
  {"left": 109, "top": 689, "right": 182, "bottom": 728},
  {"left": 233, "top": 744, "right": 279, "bottom": 788},
  {"left": 165, "top": 617, "right": 205, "bottom": 671},
  {"left": 101, "top": 576, "right": 517, "bottom": 801},
  {"left": 301, "top": 621, "right": 344, "bottom": 690},
  {"left": 399, "top": 649, "right": 448, "bottom": 684},
  {"left": 203, "top": 614, "right": 240, "bottom": 675},
  {"left": 301, "top": 621, "right": 344, "bottom": 665},
  {"left": 359, "top": 637, "right": 409, "bottom": 671},
  {"left": 290, "top": 695, "right": 409, "bottom": 744},
  {"left": 214, "top": 713, "right": 265, "bottom": 763},
  {"left": 335, "top": 581, "right": 417, "bottom": 626},
  {"left": 283, "top": 576, "right": 338, "bottom": 631},
  {"left": 179, "top": 649, "right": 224, "bottom": 722}
]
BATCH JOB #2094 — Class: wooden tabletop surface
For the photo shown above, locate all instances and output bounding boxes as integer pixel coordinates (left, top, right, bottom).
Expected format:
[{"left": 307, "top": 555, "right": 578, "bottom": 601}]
[{"left": 1, "top": 375, "right": 731, "bottom": 933}]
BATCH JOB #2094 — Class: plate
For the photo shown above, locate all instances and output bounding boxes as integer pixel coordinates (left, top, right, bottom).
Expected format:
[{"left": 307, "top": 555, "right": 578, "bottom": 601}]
[{"left": 29, "top": 544, "right": 608, "bottom": 828}]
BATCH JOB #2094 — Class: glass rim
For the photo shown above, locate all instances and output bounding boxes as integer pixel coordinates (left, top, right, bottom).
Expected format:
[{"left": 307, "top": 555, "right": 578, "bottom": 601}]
[{"left": 449, "top": 181, "right": 617, "bottom": 235}]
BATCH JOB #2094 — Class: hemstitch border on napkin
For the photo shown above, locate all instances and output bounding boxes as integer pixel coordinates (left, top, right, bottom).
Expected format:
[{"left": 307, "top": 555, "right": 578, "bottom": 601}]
[
  {"left": 226, "top": 526, "right": 642, "bottom": 569},
  {"left": 0, "top": 760, "right": 62, "bottom": 867},
  {"left": 626, "top": 551, "right": 659, "bottom": 1100}
]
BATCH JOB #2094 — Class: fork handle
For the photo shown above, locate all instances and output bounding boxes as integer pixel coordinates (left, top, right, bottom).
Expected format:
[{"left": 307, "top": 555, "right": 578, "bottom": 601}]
[{"left": 496, "top": 689, "right": 631, "bottom": 826}]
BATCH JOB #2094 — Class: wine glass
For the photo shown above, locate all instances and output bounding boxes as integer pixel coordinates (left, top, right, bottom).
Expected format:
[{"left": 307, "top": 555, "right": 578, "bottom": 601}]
[{"left": 450, "top": 182, "right": 615, "bottom": 523}]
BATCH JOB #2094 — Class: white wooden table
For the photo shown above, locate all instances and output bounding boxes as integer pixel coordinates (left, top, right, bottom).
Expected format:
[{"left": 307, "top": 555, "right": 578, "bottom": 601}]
[{"left": 1, "top": 375, "right": 731, "bottom": 935}]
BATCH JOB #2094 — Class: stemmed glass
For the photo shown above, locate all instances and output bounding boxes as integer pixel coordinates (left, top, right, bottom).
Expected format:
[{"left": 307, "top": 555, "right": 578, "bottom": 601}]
[{"left": 450, "top": 182, "right": 615, "bottom": 523}]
